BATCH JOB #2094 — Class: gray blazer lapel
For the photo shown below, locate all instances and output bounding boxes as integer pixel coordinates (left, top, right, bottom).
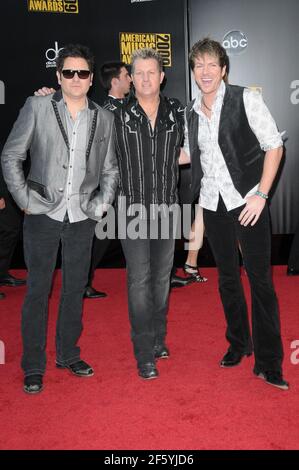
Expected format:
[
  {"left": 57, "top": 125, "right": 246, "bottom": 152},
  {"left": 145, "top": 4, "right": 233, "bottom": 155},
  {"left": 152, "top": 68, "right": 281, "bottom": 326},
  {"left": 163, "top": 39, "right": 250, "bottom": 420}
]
[
  {"left": 86, "top": 107, "right": 98, "bottom": 162},
  {"left": 51, "top": 95, "right": 69, "bottom": 150},
  {"left": 51, "top": 91, "right": 99, "bottom": 161}
]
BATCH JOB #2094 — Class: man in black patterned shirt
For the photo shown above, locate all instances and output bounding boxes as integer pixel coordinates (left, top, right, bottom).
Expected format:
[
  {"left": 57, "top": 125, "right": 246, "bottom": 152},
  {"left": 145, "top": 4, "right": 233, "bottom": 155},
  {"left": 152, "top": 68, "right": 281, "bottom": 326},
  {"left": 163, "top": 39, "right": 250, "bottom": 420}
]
[{"left": 112, "top": 48, "right": 185, "bottom": 379}]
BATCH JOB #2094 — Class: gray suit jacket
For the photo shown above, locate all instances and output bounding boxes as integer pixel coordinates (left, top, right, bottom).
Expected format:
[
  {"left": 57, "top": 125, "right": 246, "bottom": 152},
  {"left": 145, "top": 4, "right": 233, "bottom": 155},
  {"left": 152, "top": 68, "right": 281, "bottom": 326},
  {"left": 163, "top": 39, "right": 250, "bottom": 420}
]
[{"left": 1, "top": 90, "right": 119, "bottom": 220}]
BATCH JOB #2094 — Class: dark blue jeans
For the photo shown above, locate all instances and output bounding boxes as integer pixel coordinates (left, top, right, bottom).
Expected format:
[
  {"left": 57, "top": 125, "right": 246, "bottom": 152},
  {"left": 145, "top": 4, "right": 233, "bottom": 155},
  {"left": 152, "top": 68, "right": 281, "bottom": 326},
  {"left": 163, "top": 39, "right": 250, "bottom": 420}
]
[
  {"left": 21, "top": 214, "right": 96, "bottom": 377},
  {"left": 120, "top": 216, "right": 175, "bottom": 367},
  {"left": 203, "top": 197, "right": 284, "bottom": 373}
]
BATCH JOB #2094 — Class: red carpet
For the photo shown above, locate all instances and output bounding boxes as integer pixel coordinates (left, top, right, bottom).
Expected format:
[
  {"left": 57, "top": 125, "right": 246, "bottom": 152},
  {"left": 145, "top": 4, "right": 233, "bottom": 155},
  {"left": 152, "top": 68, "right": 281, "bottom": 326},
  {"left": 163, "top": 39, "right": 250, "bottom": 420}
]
[{"left": 0, "top": 267, "right": 298, "bottom": 450}]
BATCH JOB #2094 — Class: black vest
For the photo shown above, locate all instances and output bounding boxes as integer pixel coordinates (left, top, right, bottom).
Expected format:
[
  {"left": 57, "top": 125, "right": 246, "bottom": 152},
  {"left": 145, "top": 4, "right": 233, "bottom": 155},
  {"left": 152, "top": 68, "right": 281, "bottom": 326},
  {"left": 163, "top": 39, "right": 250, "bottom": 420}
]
[{"left": 186, "top": 84, "right": 265, "bottom": 201}]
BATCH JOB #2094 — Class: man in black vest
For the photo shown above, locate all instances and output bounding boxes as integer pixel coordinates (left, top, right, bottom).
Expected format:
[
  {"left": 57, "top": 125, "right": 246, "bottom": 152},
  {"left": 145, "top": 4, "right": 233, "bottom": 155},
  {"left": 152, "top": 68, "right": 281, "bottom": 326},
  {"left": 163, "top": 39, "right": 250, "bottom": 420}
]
[{"left": 180, "top": 38, "right": 288, "bottom": 390}]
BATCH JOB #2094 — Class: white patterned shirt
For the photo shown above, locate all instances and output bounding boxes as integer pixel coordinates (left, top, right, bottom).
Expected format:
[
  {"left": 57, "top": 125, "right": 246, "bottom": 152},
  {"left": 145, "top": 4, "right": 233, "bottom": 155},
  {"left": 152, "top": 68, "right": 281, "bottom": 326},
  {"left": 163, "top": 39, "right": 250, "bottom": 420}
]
[{"left": 184, "top": 80, "right": 283, "bottom": 211}]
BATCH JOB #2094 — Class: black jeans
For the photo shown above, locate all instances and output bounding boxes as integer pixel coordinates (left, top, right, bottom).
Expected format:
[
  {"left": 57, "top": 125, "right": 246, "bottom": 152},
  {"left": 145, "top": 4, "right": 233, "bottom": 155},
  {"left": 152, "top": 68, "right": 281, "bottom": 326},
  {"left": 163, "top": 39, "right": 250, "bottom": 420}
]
[
  {"left": 21, "top": 214, "right": 96, "bottom": 377},
  {"left": 120, "top": 215, "right": 175, "bottom": 367},
  {"left": 203, "top": 197, "right": 284, "bottom": 373}
]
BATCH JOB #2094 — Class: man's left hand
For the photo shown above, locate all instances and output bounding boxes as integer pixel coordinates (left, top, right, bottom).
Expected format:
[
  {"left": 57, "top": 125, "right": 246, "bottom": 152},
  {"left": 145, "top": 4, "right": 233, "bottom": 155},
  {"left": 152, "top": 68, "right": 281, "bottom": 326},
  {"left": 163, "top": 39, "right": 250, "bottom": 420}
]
[{"left": 238, "top": 195, "right": 266, "bottom": 226}]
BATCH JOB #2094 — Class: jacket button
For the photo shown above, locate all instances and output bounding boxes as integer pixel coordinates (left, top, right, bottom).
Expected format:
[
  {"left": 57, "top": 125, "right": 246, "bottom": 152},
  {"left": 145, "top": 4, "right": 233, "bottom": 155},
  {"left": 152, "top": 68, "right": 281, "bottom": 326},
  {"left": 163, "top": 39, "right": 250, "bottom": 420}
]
[
  {"left": 58, "top": 188, "right": 64, "bottom": 192},
  {"left": 62, "top": 165, "right": 67, "bottom": 169}
]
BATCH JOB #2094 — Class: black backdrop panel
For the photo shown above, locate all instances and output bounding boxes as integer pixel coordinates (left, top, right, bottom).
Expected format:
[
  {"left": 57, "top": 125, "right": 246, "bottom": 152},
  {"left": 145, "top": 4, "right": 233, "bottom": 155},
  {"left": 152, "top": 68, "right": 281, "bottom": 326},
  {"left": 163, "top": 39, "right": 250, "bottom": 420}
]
[{"left": 0, "top": 0, "right": 188, "bottom": 145}]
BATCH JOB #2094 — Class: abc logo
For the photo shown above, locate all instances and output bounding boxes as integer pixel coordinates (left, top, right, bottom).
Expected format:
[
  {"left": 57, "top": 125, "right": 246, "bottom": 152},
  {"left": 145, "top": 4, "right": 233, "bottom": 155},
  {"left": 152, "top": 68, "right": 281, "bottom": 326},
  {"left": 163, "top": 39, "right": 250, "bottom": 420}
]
[{"left": 222, "top": 30, "right": 248, "bottom": 56}]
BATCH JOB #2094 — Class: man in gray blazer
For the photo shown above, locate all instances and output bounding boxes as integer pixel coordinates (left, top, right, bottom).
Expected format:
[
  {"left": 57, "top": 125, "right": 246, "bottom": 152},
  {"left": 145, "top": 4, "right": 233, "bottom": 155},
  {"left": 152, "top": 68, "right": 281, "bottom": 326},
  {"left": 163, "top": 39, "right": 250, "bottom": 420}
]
[{"left": 1, "top": 44, "right": 119, "bottom": 394}]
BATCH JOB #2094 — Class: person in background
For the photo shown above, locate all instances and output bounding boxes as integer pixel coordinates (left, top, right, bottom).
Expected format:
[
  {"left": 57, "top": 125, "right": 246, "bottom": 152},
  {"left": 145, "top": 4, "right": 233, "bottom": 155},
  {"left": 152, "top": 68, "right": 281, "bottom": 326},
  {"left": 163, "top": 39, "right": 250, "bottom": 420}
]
[
  {"left": 182, "top": 206, "right": 207, "bottom": 282},
  {"left": 0, "top": 144, "right": 26, "bottom": 298},
  {"left": 84, "top": 61, "right": 132, "bottom": 298}
]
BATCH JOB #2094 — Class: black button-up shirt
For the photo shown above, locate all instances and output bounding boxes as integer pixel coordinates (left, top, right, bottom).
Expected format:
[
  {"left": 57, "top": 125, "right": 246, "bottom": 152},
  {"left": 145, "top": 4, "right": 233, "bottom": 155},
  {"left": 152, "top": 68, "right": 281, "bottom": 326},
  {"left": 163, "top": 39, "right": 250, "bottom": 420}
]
[{"left": 107, "top": 93, "right": 185, "bottom": 216}]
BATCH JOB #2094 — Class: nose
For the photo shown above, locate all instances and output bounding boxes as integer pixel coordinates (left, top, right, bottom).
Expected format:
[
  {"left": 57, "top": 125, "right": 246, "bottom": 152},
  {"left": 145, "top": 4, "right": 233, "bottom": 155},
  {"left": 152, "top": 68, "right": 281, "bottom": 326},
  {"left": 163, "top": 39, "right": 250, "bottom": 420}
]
[
  {"left": 73, "top": 72, "right": 81, "bottom": 81},
  {"left": 202, "top": 64, "right": 209, "bottom": 75}
]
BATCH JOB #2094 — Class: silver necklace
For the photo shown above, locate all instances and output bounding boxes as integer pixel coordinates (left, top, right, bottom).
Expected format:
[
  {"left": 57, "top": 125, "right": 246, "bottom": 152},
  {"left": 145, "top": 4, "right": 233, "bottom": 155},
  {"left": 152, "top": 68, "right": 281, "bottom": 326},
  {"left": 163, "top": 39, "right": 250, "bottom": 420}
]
[{"left": 202, "top": 97, "right": 212, "bottom": 112}]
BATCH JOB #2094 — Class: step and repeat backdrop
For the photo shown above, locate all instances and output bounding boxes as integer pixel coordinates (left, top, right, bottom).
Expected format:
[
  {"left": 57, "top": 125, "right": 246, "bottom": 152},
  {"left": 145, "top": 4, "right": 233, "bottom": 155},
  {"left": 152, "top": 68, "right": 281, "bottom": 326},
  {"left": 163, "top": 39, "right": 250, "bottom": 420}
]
[
  {"left": 0, "top": 0, "right": 188, "bottom": 144},
  {"left": 1, "top": 0, "right": 298, "bottom": 235},
  {"left": 188, "top": 0, "right": 299, "bottom": 234}
]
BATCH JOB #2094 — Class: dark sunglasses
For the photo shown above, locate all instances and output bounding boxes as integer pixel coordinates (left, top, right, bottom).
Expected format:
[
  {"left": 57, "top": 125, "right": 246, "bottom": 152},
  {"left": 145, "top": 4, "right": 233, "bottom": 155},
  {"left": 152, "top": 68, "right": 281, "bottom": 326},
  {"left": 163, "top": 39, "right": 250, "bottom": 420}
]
[{"left": 61, "top": 69, "right": 91, "bottom": 79}]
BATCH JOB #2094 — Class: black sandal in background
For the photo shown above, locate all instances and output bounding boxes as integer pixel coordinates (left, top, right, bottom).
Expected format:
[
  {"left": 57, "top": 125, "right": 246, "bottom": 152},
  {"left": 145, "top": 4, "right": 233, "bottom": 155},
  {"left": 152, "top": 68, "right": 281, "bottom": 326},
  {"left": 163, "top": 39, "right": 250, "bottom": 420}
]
[{"left": 183, "top": 263, "right": 208, "bottom": 282}]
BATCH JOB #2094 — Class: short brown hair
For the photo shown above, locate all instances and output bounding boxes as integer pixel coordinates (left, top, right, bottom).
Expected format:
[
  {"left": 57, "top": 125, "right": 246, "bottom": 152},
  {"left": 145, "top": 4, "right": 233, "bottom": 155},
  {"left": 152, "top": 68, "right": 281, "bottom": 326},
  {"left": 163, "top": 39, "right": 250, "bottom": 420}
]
[{"left": 189, "top": 37, "right": 229, "bottom": 78}]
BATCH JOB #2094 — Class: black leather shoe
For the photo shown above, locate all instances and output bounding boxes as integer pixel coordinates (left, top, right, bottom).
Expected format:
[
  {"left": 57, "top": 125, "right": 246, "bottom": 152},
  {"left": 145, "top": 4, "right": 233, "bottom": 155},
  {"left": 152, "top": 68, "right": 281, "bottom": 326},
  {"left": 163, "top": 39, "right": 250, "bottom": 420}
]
[
  {"left": 170, "top": 273, "right": 194, "bottom": 288},
  {"left": 56, "top": 359, "right": 94, "bottom": 377},
  {"left": 0, "top": 273, "right": 26, "bottom": 287},
  {"left": 138, "top": 362, "right": 159, "bottom": 379},
  {"left": 287, "top": 267, "right": 299, "bottom": 276},
  {"left": 84, "top": 286, "right": 107, "bottom": 298},
  {"left": 220, "top": 349, "right": 252, "bottom": 368},
  {"left": 253, "top": 367, "right": 289, "bottom": 390},
  {"left": 0, "top": 292, "right": 5, "bottom": 300},
  {"left": 154, "top": 344, "right": 170, "bottom": 360},
  {"left": 24, "top": 374, "right": 43, "bottom": 394}
]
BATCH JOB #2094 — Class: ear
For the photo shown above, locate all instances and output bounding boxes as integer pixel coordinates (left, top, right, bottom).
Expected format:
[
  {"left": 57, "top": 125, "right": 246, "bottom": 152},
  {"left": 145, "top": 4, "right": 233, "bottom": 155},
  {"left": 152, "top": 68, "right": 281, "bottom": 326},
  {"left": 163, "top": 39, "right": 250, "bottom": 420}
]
[
  {"left": 90, "top": 73, "right": 93, "bottom": 86},
  {"left": 160, "top": 71, "right": 165, "bottom": 84},
  {"left": 56, "top": 71, "right": 61, "bottom": 86},
  {"left": 111, "top": 76, "right": 118, "bottom": 87},
  {"left": 221, "top": 65, "right": 226, "bottom": 78}
]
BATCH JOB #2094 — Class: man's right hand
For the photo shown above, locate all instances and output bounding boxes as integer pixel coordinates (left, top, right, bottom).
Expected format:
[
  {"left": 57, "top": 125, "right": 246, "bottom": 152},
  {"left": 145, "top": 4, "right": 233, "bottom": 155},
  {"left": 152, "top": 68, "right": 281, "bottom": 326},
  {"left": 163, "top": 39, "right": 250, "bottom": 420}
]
[{"left": 34, "top": 87, "right": 56, "bottom": 97}]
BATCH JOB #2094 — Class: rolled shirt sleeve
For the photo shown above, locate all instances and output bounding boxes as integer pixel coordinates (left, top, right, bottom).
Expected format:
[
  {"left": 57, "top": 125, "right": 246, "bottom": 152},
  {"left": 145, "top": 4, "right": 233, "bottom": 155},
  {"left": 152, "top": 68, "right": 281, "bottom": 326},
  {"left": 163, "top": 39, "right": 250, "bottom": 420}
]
[{"left": 243, "top": 88, "right": 283, "bottom": 151}]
